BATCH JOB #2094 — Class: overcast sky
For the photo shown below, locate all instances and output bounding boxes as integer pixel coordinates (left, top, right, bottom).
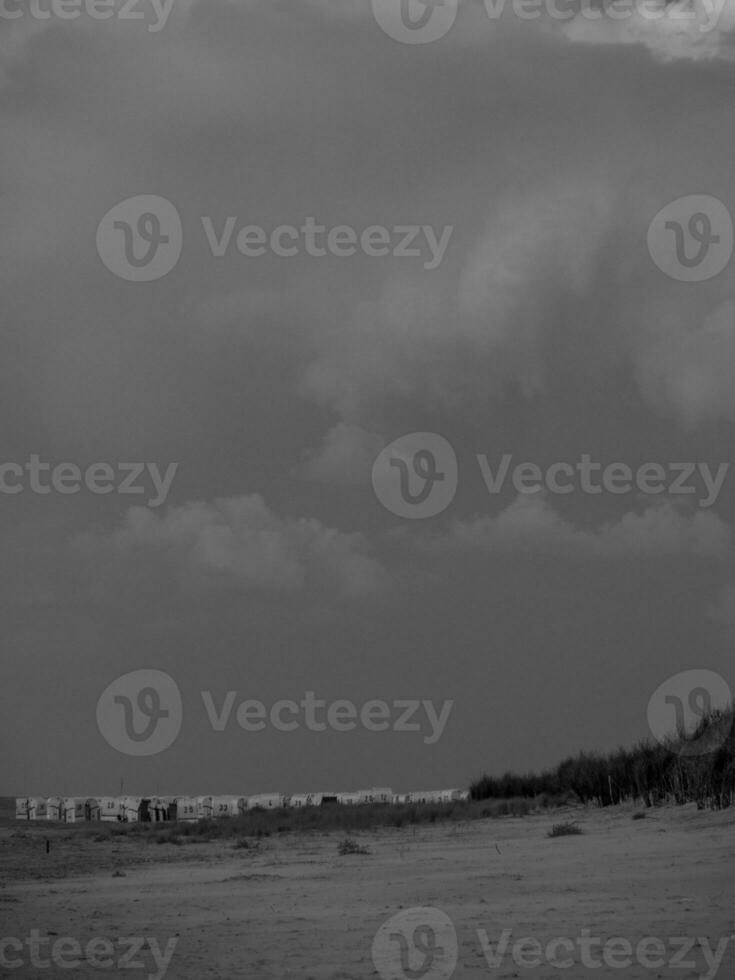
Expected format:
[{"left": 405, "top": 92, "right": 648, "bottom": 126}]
[{"left": 2, "top": 0, "right": 735, "bottom": 797}]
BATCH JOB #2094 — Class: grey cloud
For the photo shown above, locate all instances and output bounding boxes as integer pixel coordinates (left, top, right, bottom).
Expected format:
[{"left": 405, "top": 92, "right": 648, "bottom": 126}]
[
  {"left": 422, "top": 494, "right": 731, "bottom": 559},
  {"left": 74, "top": 494, "right": 389, "bottom": 600}
]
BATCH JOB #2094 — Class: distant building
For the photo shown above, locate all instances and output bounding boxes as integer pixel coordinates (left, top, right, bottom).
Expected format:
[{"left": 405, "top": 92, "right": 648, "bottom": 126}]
[
  {"left": 173, "top": 797, "right": 199, "bottom": 822},
  {"left": 12, "top": 785, "right": 471, "bottom": 822},
  {"left": 85, "top": 798, "right": 101, "bottom": 821},
  {"left": 149, "top": 797, "right": 174, "bottom": 822},
  {"left": 289, "top": 792, "right": 327, "bottom": 808},
  {"left": 196, "top": 796, "right": 214, "bottom": 820},
  {"left": 15, "top": 798, "right": 46, "bottom": 820},
  {"left": 405, "top": 789, "right": 469, "bottom": 804},
  {"left": 211, "top": 796, "right": 243, "bottom": 817},
  {"left": 406, "top": 790, "right": 443, "bottom": 804},
  {"left": 336, "top": 791, "right": 362, "bottom": 806},
  {"left": 98, "top": 797, "right": 123, "bottom": 822},
  {"left": 62, "top": 798, "right": 87, "bottom": 822},
  {"left": 46, "top": 796, "right": 63, "bottom": 821},
  {"left": 119, "top": 797, "right": 154, "bottom": 822},
  {"left": 436, "top": 788, "right": 470, "bottom": 802},
  {"left": 247, "top": 793, "right": 285, "bottom": 810},
  {"left": 358, "top": 787, "right": 393, "bottom": 804}
]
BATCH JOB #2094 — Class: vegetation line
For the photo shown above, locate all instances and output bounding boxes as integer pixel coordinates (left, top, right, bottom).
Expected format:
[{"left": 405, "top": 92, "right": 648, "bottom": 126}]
[{"left": 471, "top": 704, "right": 735, "bottom": 811}]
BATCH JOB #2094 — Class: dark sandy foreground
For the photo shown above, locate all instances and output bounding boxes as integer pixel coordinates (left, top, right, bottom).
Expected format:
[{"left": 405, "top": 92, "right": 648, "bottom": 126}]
[{"left": 0, "top": 804, "right": 733, "bottom": 979}]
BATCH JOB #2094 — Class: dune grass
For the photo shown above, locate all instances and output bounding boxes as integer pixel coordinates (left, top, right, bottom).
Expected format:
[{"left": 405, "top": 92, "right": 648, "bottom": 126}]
[
  {"left": 547, "top": 821, "right": 583, "bottom": 838},
  {"left": 472, "top": 704, "right": 735, "bottom": 812}
]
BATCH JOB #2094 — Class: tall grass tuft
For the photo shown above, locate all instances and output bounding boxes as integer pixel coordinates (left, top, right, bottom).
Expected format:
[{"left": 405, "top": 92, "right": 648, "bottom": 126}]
[{"left": 547, "top": 822, "right": 583, "bottom": 838}]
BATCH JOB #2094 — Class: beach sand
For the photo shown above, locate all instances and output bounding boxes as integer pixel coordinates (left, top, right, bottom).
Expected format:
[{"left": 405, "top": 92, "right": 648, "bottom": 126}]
[{"left": 1, "top": 804, "right": 733, "bottom": 978}]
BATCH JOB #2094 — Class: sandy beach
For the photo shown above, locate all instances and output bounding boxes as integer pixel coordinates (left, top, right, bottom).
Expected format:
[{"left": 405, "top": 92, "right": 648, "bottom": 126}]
[{"left": 1, "top": 804, "right": 733, "bottom": 979}]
